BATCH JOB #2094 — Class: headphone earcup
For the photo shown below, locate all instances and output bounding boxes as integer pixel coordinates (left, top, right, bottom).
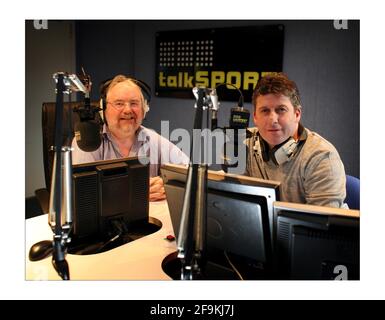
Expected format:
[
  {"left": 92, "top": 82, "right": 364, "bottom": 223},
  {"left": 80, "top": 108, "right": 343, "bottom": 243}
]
[
  {"left": 254, "top": 134, "right": 298, "bottom": 165},
  {"left": 271, "top": 137, "right": 298, "bottom": 165},
  {"left": 99, "top": 98, "right": 107, "bottom": 125},
  {"left": 135, "top": 79, "right": 151, "bottom": 118},
  {"left": 143, "top": 99, "right": 150, "bottom": 118}
]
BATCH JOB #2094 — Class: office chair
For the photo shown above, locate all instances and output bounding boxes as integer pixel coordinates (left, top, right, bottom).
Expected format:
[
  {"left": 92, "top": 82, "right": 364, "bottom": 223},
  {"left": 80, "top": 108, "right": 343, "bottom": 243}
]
[
  {"left": 34, "top": 101, "right": 101, "bottom": 214},
  {"left": 345, "top": 174, "right": 360, "bottom": 210}
]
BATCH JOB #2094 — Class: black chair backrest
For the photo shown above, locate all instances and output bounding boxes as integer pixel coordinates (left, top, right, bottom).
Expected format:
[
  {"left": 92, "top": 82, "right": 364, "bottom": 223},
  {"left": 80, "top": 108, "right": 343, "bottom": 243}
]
[{"left": 41, "top": 101, "right": 101, "bottom": 190}]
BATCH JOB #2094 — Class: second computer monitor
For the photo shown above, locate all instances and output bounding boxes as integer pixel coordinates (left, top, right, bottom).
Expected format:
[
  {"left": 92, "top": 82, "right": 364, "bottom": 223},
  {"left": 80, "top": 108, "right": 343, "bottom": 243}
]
[
  {"left": 161, "top": 164, "right": 280, "bottom": 270},
  {"left": 273, "top": 201, "right": 360, "bottom": 280}
]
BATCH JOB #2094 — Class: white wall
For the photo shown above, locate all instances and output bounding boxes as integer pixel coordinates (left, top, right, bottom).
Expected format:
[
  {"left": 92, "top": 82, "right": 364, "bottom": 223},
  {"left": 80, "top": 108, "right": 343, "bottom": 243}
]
[{"left": 25, "top": 20, "right": 76, "bottom": 197}]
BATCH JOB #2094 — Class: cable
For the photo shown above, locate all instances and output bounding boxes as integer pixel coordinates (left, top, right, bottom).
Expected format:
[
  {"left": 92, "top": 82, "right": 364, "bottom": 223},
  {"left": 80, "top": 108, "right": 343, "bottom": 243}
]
[
  {"left": 215, "top": 82, "right": 244, "bottom": 108},
  {"left": 95, "top": 219, "right": 130, "bottom": 253},
  {"left": 95, "top": 233, "right": 121, "bottom": 253},
  {"left": 223, "top": 250, "right": 244, "bottom": 280}
]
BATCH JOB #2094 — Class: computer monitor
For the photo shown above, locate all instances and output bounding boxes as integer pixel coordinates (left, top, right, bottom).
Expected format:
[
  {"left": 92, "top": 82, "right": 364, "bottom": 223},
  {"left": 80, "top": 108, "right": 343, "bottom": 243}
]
[
  {"left": 273, "top": 201, "right": 360, "bottom": 280},
  {"left": 160, "top": 164, "right": 280, "bottom": 278},
  {"left": 71, "top": 156, "right": 150, "bottom": 239}
]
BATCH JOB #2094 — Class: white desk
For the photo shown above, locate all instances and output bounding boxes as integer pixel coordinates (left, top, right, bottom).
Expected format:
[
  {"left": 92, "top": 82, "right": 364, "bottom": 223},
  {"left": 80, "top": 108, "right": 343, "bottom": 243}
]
[{"left": 25, "top": 201, "right": 176, "bottom": 280}]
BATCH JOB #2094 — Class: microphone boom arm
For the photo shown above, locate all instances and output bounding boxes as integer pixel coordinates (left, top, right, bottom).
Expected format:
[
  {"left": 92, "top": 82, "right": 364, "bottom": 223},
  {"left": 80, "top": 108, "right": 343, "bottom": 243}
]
[
  {"left": 49, "top": 72, "right": 87, "bottom": 280},
  {"left": 177, "top": 87, "right": 209, "bottom": 280}
]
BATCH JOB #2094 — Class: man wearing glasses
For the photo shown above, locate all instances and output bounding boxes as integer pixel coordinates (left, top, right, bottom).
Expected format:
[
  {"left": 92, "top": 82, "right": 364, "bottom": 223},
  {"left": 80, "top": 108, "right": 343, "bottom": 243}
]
[{"left": 72, "top": 74, "right": 189, "bottom": 201}]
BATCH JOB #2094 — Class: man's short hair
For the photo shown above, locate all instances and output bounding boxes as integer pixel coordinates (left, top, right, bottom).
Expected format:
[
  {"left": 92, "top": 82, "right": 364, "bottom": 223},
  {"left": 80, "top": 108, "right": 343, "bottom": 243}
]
[{"left": 252, "top": 73, "right": 302, "bottom": 110}]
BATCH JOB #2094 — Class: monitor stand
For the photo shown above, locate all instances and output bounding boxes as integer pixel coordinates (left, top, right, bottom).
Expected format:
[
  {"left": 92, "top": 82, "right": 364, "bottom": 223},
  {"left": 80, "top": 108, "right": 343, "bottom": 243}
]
[
  {"left": 68, "top": 217, "right": 162, "bottom": 255},
  {"left": 162, "top": 251, "right": 269, "bottom": 280},
  {"left": 162, "top": 252, "right": 239, "bottom": 280}
]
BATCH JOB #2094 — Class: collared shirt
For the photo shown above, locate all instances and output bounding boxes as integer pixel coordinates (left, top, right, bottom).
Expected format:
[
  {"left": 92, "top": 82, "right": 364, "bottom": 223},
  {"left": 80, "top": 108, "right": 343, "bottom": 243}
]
[{"left": 72, "top": 125, "right": 189, "bottom": 177}]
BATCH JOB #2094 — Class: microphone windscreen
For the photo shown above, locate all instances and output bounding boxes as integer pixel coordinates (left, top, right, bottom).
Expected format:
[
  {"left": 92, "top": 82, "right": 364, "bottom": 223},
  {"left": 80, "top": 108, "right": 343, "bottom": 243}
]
[
  {"left": 74, "top": 120, "right": 102, "bottom": 152},
  {"left": 229, "top": 107, "right": 250, "bottom": 129}
]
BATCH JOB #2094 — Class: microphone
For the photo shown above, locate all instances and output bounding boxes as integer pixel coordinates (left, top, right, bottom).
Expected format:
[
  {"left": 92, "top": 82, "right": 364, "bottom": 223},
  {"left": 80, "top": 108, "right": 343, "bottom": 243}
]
[
  {"left": 73, "top": 70, "right": 102, "bottom": 152},
  {"left": 74, "top": 120, "right": 102, "bottom": 152},
  {"left": 229, "top": 94, "right": 249, "bottom": 129}
]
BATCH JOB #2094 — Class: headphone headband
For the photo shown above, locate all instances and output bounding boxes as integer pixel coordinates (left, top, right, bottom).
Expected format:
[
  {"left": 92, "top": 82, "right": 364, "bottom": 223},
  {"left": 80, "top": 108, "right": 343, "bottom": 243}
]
[
  {"left": 100, "top": 76, "right": 152, "bottom": 104},
  {"left": 131, "top": 78, "right": 152, "bottom": 104},
  {"left": 99, "top": 76, "right": 152, "bottom": 123}
]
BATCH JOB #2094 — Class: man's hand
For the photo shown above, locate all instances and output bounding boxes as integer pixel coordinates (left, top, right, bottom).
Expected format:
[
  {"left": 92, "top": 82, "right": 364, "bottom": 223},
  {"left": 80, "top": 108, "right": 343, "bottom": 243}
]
[{"left": 149, "top": 176, "right": 166, "bottom": 202}]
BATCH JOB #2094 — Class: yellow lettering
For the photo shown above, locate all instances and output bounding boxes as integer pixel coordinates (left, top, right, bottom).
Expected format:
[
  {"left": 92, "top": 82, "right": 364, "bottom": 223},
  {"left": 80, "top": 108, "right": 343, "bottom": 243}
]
[
  {"left": 159, "top": 72, "right": 166, "bottom": 87},
  {"left": 243, "top": 72, "right": 259, "bottom": 91},
  {"left": 184, "top": 73, "right": 194, "bottom": 88},
  {"left": 196, "top": 71, "right": 209, "bottom": 87},
  {"left": 167, "top": 76, "right": 177, "bottom": 87},
  {"left": 226, "top": 71, "right": 241, "bottom": 89},
  {"left": 160, "top": 71, "right": 265, "bottom": 90},
  {"left": 211, "top": 71, "right": 225, "bottom": 88}
]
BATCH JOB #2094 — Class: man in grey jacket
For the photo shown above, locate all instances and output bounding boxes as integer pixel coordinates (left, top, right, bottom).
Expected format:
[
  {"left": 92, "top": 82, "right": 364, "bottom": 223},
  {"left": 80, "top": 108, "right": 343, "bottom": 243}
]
[{"left": 244, "top": 73, "right": 346, "bottom": 208}]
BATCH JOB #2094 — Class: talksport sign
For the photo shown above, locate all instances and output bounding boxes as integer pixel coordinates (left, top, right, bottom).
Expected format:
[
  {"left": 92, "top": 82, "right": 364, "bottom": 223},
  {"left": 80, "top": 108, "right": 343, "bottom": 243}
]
[{"left": 155, "top": 25, "right": 284, "bottom": 102}]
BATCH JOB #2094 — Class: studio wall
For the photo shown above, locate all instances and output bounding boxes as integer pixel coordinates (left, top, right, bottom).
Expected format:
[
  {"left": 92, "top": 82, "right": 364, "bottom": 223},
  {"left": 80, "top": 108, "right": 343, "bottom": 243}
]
[{"left": 25, "top": 19, "right": 359, "bottom": 197}]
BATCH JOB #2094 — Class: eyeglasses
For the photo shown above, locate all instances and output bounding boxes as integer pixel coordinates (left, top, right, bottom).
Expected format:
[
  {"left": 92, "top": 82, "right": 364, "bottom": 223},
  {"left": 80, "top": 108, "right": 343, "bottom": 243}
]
[{"left": 107, "top": 100, "right": 141, "bottom": 110}]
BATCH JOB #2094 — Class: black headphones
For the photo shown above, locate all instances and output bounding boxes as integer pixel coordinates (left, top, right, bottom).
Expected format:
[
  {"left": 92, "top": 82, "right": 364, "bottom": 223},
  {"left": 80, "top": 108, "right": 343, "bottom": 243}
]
[
  {"left": 253, "top": 125, "right": 307, "bottom": 166},
  {"left": 99, "top": 76, "right": 152, "bottom": 124}
]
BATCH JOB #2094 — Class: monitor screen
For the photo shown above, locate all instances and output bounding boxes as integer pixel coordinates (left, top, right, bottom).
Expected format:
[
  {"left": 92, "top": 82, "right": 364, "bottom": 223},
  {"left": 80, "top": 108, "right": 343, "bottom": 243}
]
[
  {"left": 273, "top": 201, "right": 360, "bottom": 280},
  {"left": 71, "top": 156, "right": 149, "bottom": 239},
  {"left": 161, "top": 164, "right": 280, "bottom": 278}
]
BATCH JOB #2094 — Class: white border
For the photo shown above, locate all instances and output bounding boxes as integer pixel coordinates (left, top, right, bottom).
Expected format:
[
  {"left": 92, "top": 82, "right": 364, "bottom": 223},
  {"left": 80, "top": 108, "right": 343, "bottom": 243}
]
[{"left": 1, "top": 0, "right": 384, "bottom": 300}]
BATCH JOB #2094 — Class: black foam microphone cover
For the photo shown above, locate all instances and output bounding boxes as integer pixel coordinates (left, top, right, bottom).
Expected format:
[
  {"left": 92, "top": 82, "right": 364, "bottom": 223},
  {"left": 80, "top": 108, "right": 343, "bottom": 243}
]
[{"left": 74, "top": 120, "right": 102, "bottom": 152}]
